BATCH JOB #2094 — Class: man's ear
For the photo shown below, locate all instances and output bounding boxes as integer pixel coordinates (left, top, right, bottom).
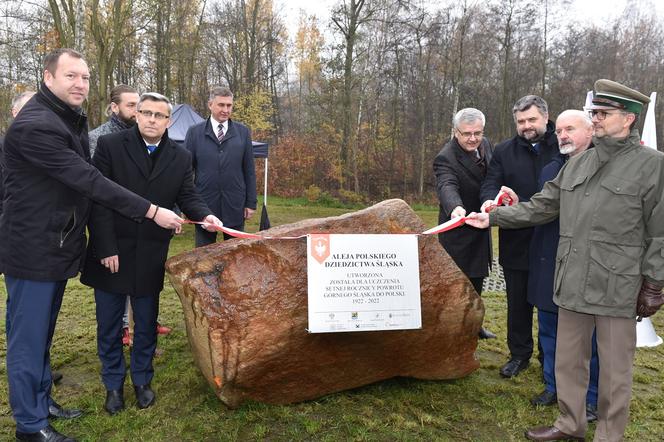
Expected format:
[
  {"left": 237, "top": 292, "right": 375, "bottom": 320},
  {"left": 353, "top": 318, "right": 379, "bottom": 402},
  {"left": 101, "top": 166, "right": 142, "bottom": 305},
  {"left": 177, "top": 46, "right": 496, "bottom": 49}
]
[
  {"left": 625, "top": 112, "right": 636, "bottom": 128},
  {"left": 43, "top": 69, "right": 54, "bottom": 87}
]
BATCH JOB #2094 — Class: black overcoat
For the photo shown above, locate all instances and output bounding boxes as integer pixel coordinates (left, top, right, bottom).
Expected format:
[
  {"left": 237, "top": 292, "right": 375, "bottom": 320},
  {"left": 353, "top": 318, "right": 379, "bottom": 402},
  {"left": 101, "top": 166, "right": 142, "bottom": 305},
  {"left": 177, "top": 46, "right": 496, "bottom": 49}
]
[
  {"left": 527, "top": 154, "right": 566, "bottom": 312},
  {"left": 0, "top": 85, "right": 149, "bottom": 281},
  {"left": 80, "top": 126, "right": 210, "bottom": 296},
  {"left": 480, "top": 121, "right": 559, "bottom": 271},
  {"left": 434, "top": 138, "right": 493, "bottom": 278}
]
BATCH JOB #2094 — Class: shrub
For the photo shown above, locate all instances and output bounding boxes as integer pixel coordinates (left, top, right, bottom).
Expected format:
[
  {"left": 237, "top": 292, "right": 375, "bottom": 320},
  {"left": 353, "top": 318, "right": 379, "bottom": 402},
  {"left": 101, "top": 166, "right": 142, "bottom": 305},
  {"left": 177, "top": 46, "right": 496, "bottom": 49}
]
[{"left": 304, "top": 184, "right": 321, "bottom": 202}]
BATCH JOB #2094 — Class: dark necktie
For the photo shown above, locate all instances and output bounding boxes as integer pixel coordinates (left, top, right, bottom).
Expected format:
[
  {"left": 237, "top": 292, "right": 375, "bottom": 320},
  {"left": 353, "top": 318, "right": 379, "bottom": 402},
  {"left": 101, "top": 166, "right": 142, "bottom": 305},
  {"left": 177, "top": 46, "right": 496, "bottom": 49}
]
[
  {"left": 474, "top": 147, "right": 486, "bottom": 174},
  {"left": 217, "top": 124, "right": 225, "bottom": 142},
  {"left": 147, "top": 145, "right": 157, "bottom": 155}
]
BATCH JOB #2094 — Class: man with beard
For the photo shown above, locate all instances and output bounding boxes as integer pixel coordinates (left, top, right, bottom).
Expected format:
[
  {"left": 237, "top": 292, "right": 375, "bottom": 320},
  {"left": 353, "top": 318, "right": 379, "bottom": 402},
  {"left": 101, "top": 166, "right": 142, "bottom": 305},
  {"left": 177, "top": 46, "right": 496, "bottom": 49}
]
[
  {"left": 524, "top": 110, "right": 599, "bottom": 422},
  {"left": 480, "top": 95, "right": 558, "bottom": 378},
  {"left": 433, "top": 107, "right": 495, "bottom": 339},
  {"left": 89, "top": 85, "right": 139, "bottom": 156},
  {"left": 466, "top": 80, "right": 664, "bottom": 441}
]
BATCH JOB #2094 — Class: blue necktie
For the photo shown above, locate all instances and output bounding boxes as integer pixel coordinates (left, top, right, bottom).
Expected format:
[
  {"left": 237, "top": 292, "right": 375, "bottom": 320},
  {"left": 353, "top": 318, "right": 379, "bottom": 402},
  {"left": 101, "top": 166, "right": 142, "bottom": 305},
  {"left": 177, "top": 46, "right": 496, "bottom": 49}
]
[{"left": 147, "top": 144, "right": 157, "bottom": 155}]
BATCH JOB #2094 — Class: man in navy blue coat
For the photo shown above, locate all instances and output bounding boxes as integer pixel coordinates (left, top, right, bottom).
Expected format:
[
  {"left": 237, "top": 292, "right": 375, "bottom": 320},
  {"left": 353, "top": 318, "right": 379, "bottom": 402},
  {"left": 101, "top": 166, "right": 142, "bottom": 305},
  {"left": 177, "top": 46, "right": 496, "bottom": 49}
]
[
  {"left": 184, "top": 86, "right": 257, "bottom": 246},
  {"left": 526, "top": 110, "right": 599, "bottom": 421},
  {"left": 480, "top": 95, "right": 559, "bottom": 378}
]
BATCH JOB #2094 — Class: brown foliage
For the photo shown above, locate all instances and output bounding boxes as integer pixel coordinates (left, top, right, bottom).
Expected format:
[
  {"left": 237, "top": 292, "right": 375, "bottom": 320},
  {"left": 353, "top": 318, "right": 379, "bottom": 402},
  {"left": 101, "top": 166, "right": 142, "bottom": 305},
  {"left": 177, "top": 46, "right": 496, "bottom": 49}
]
[{"left": 265, "top": 134, "right": 341, "bottom": 198}]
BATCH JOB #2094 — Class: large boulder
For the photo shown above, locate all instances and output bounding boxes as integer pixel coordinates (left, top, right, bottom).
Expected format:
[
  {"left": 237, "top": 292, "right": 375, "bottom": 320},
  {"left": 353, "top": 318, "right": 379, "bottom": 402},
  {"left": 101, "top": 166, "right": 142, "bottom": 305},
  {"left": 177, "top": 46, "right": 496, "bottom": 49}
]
[{"left": 166, "top": 199, "right": 484, "bottom": 408}]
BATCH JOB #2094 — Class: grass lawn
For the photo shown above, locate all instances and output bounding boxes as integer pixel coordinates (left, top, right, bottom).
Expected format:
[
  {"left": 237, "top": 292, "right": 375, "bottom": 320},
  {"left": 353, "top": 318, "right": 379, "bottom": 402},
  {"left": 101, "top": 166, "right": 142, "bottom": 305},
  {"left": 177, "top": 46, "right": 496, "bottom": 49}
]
[{"left": 1, "top": 197, "right": 663, "bottom": 441}]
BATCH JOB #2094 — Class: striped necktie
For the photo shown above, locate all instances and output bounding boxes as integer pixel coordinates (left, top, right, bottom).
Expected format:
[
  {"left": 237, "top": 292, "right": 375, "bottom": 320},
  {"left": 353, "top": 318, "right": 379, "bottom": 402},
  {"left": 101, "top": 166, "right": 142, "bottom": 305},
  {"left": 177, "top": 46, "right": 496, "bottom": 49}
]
[{"left": 217, "top": 124, "right": 225, "bottom": 142}]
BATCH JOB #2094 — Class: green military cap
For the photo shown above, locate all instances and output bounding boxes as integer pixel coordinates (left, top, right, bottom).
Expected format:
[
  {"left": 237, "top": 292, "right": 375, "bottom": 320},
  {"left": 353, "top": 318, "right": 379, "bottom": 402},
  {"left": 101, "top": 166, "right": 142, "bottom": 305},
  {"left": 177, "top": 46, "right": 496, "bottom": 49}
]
[{"left": 589, "top": 79, "right": 650, "bottom": 114}]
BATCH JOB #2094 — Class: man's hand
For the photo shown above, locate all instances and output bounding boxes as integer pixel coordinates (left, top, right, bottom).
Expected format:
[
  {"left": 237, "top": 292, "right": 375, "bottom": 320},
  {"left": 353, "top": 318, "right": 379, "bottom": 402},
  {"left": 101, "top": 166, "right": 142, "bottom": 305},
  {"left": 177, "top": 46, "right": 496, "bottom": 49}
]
[
  {"left": 451, "top": 206, "right": 466, "bottom": 218},
  {"left": 637, "top": 280, "right": 664, "bottom": 319},
  {"left": 101, "top": 255, "right": 119, "bottom": 273},
  {"left": 480, "top": 200, "right": 494, "bottom": 213},
  {"left": 500, "top": 186, "right": 519, "bottom": 204},
  {"left": 465, "top": 212, "right": 490, "bottom": 229},
  {"left": 146, "top": 205, "right": 184, "bottom": 230},
  {"left": 202, "top": 214, "right": 224, "bottom": 232},
  {"left": 244, "top": 208, "right": 255, "bottom": 219}
]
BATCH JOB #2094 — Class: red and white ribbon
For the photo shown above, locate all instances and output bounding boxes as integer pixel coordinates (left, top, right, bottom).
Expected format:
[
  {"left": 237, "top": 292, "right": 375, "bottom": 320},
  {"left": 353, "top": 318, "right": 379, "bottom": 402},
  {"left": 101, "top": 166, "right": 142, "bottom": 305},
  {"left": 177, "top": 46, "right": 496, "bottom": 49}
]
[
  {"left": 482, "top": 189, "right": 512, "bottom": 213},
  {"left": 186, "top": 190, "right": 511, "bottom": 240},
  {"left": 421, "top": 216, "right": 467, "bottom": 235},
  {"left": 184, "top": 220, "right": 306, "bottom": 240}
]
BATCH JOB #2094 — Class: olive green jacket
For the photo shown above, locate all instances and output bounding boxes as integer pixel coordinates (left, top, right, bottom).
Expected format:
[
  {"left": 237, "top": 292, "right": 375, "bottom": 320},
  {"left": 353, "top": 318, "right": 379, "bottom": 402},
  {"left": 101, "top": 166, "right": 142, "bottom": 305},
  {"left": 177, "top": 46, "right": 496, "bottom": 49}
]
[{"left": 490, "top": 130, "right": 664, "bottom": 318}]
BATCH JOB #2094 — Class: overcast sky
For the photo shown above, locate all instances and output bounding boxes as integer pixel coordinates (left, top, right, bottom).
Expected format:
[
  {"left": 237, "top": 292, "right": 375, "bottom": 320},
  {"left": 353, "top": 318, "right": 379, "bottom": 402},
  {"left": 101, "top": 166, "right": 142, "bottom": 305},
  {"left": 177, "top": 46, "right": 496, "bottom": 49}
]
[{"left": 277, "top": 0, "right": 664, "bottom": 40}]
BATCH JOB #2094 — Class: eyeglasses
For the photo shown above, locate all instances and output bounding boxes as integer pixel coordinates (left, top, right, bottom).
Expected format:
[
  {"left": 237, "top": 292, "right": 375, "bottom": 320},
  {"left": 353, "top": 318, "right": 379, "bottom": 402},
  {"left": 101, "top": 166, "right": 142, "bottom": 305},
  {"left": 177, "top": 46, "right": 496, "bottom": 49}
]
[
  {"left": 590, "top": 110, "right": 625, "bottom": 121},
  {"left": 137, "top": 110, "right": 170, "bottom": 120},
  {"left": 457, "top": 130, "right": 483, "bottom": 139}
]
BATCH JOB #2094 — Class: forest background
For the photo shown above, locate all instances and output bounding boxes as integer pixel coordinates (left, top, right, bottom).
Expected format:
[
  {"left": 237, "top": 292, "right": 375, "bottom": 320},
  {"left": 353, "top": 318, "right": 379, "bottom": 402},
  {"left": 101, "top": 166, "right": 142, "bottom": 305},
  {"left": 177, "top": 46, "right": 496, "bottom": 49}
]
[{"left": 1, "top": 0, "right": 663, "bottom": 205}]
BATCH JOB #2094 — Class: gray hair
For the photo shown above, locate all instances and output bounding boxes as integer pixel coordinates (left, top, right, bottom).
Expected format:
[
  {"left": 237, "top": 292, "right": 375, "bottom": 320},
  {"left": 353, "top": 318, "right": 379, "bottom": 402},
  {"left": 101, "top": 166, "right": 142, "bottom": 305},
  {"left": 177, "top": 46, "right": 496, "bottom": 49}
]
[
  {"left": 138, "top": 92, "right": 172, "bottom": 113},
  {"left": 11, "top": 90, "right": 36, "bottom": 113},
  {"left": 557, "top": 109, "right": 592, "bottom": 128},
  {"left": 209, "top": 86, "right": 234, "bottom": 101},
  {"left": 453, "top": 108, "right": 485, "bottom": 129},
  {"left": 513, "top": 95, "right": 548, "bottom": 118}
]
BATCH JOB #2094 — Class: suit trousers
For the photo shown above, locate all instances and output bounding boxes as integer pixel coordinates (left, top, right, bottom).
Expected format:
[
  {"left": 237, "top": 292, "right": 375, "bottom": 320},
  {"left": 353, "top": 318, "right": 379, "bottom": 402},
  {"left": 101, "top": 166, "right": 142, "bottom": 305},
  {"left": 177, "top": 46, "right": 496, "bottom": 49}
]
[
  {"left": 95, "top": 289, "right": 159, "bottom": 390},
  {"left": 469, "top": 277, "right": 484, "bottom": 297},
  {"left": 5, "top": 276, "right": 66, "bottom": 433},
  {"left": 195, "top": 222, "right": 244, "bottom": 246},
  {"left": 554, "top": 308, "right": 636, "bottom": 441},
  {"left": 538, "top": 309, "right": 599, "bottom": 405},
  {"left": 503, "top": 268, "right": 533, "bottom": 360}
]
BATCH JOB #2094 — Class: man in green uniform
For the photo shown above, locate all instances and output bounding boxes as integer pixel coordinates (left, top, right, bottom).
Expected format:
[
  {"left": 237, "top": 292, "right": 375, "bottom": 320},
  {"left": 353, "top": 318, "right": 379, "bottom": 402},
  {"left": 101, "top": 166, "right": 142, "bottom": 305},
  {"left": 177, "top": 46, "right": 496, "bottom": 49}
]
[{"left": 466, "top": 79, "right": 664, "bottom": 441}]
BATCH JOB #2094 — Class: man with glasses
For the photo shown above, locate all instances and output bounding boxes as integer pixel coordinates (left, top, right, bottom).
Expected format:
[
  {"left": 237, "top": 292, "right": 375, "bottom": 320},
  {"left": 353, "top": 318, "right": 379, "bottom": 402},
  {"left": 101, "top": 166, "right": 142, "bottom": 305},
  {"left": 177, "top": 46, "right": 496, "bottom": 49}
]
[
  {"left": 433, "top": 108, "right": 495, "bottom": 339},
  {"left": 467, "top": 79, "right": 664, "bottom": 441},
  {"left": 480, "top": 95, "right": 559, "bottom": 378},
  {"left": 80, "top": 92, "right": 223, "bottom": 415}
]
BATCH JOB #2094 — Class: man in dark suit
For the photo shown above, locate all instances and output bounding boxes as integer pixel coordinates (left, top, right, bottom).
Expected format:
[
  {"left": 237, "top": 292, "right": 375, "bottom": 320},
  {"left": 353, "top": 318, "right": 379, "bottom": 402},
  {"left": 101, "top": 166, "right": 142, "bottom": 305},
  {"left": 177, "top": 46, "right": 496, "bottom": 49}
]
[
  {"left": 434, "top": 108, "right": 495, "bottom": 339},
  {"left": 0, "top": 90, "right": 35, "bottom": 217},
  {"left": 480, "top": 95, "right": 558, "bottom": 378},
  {"left": 184, "top": 86, "right": 257, "bottom": 246},
  {"left": 80, "top": 92, "right": 222, "bottom": 415},
  {"left": 525, "top": 110, "right": 598, "bottom": 421}
]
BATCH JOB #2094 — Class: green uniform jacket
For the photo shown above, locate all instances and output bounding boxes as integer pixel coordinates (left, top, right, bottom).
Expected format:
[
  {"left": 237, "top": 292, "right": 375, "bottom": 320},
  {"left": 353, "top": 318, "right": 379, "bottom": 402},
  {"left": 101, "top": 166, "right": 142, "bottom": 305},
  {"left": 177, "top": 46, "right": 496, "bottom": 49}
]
[{"left": 489, "top": 130, "right": 664, "bottom": 318}]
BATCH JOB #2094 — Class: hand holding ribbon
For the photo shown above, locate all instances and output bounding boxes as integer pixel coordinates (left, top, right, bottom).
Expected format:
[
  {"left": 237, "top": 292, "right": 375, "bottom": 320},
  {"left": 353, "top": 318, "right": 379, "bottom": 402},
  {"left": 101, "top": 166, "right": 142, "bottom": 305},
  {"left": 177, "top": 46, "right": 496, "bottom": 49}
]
[{"left": 481, "top": 187, "right": 516, "bottom": 213}]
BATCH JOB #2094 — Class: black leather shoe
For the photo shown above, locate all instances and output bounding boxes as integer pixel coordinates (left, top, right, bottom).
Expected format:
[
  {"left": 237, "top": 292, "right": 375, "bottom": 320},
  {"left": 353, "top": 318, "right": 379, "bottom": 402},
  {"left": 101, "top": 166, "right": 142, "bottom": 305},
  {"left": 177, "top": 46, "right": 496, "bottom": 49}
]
[
  {"left": 52, "top": 372, "right": 63, "bottom": 385},
  {"left": 500, "top": 358, "right": 529, "bottom": 378},
  {"left": 525, "top": 426, "right": 583, "bottom": 441},
  {"left": 104, "top": 390, "right": 124, "bottom": 415},
  {"left": 47, "top": 401, "right": 83, "bottom": 419},
  {"left": 586, "top": 403, "right": 598, "bottom": 423},
  {"left": 134, "top": 384, "right": 156, "bottom": 409},
  {"left": 15, "top": 424, "right": 76, "bottom": 441},
  {"left": 478, "top": 328, "right": 497, "bottom": 339},
  {"left": 531, "top": 390, "right": 557, "bottom": 406}
]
